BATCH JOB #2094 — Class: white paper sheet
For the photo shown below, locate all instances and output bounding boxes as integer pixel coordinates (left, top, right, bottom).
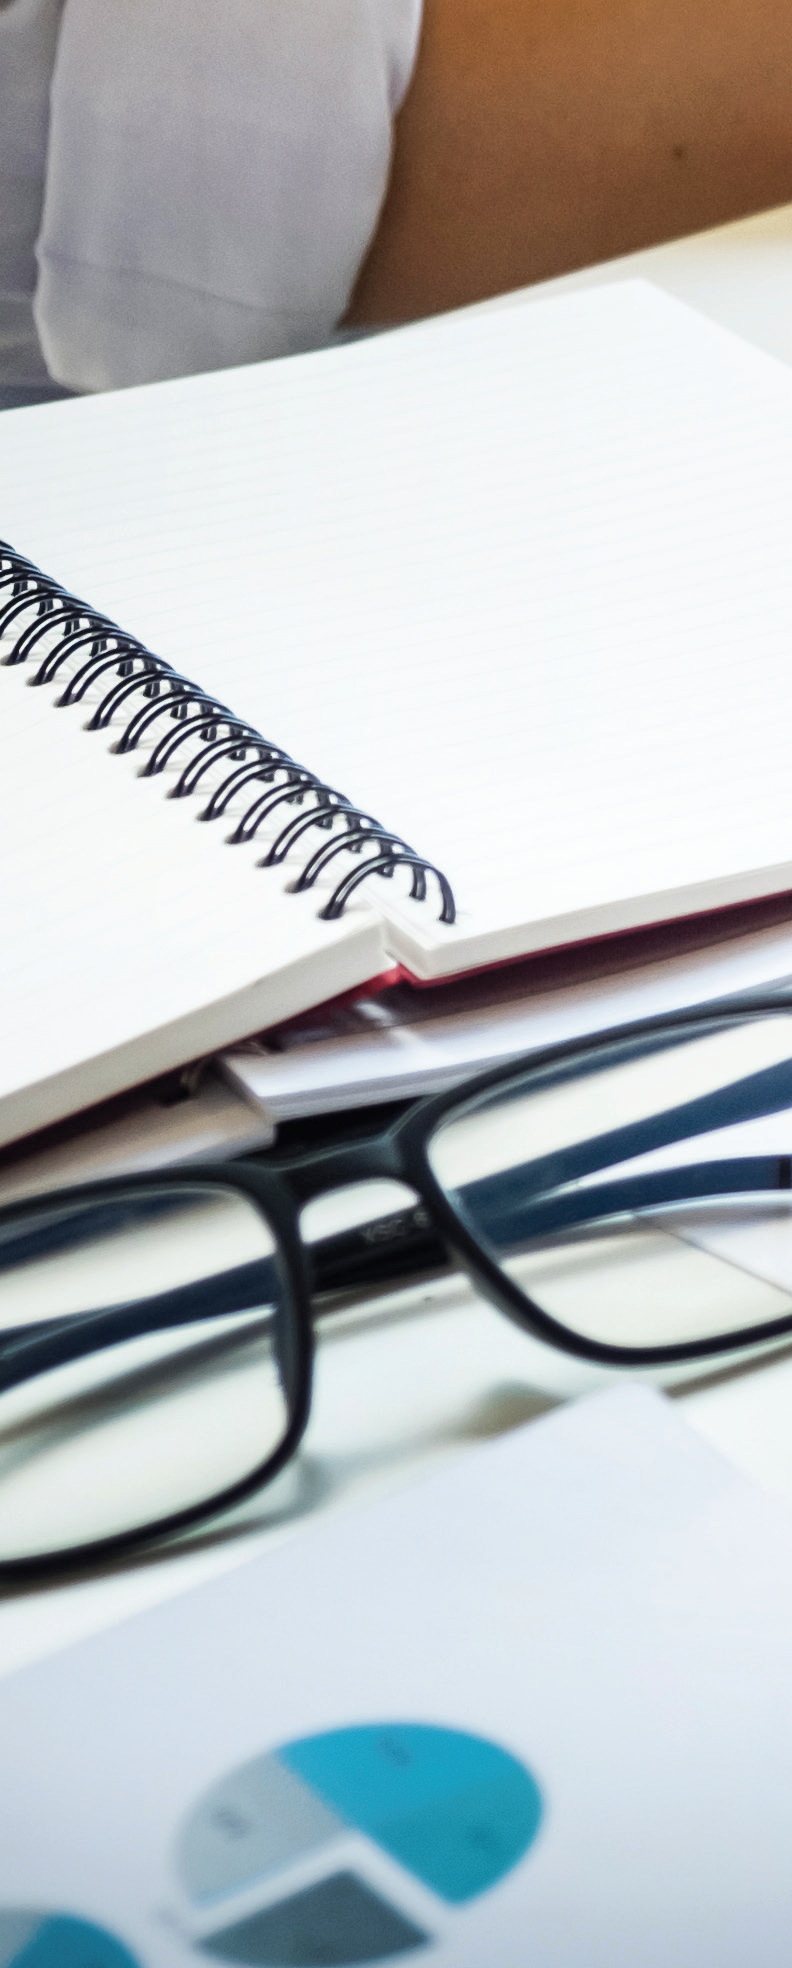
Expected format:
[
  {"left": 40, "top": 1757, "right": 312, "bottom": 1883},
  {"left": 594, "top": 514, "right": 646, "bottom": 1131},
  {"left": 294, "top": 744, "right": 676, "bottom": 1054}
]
[
  {"left": 224, "top": 913, "right": 792, "bottom": 1117},
  {"left": 1, "top": 1387, "right": 792, "bottom": 1965}
]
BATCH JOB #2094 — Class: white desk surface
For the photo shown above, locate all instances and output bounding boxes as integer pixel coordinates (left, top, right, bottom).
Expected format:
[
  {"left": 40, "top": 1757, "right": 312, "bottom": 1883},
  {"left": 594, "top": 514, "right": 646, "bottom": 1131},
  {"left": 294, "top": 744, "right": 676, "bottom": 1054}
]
[{"left": 5, "top": 203, "right": 792, "bottom": 1676}]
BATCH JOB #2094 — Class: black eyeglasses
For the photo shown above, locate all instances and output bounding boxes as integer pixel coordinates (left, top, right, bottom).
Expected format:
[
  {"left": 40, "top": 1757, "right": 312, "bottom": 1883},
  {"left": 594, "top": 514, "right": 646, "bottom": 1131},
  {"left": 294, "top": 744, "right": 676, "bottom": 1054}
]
[{"left": 3, "top": 994, "right": 792, "bottom": 1574}]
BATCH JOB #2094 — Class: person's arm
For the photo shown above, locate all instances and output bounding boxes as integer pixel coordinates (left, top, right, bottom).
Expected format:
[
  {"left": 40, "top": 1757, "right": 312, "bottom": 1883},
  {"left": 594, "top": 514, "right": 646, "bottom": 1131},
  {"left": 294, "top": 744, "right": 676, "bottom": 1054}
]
[{"left": 348, "top": 0, "right": 792, "bottom": 322}]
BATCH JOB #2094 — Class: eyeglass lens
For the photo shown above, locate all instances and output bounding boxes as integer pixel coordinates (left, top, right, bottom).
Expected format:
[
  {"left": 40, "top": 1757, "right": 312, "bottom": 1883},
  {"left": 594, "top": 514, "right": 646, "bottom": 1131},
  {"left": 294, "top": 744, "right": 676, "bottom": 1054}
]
[
  {"left": 0, "top": 1184, "right": 292, "bottom": 1562},
  {"left": 5, "top": 1013, "right": 792, "bottom": 1567},
  {"left": 428, "top": 1014, "right": 792, "bottom": 1354}
]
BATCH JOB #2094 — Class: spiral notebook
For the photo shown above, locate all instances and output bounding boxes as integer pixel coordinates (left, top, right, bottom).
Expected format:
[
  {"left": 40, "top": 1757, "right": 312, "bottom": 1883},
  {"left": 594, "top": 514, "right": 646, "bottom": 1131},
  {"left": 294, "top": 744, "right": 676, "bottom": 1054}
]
[{"left": 4, "top": 276, "right": 792, "bottom": 1150}]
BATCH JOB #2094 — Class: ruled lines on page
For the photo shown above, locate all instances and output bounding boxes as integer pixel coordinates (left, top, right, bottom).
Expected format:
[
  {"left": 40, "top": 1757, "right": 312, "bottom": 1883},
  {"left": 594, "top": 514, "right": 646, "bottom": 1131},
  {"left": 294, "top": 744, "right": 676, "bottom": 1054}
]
[
  {"left": 0, "top": 655, "right": 382, "bottom": 1142},
  {"left": 5, "top": 281, "right": 792, "bottom": 972}
]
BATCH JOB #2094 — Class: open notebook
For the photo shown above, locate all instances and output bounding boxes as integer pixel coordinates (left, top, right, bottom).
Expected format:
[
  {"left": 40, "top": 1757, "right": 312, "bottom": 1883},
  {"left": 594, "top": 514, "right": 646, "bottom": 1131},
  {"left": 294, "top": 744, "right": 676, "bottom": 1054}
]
[{"left": 4, "top": 276, "right": 792, "bottom": 1147}]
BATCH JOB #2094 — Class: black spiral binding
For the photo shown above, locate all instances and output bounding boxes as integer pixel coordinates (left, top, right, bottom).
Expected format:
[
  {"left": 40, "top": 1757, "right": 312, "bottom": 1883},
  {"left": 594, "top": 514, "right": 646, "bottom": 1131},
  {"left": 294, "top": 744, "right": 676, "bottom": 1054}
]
[{"left": 0, "top": 541, "right": 455, "bottom": 926}]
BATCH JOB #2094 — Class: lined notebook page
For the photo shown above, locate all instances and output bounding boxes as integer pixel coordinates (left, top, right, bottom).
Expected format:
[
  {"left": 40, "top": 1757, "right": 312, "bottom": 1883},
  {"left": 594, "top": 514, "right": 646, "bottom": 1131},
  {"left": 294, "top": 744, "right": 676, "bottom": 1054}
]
[
  {"left": 5, "top": 279, "right": 792, "bottom": 977},
  {"left": 0, "top": 659, "right": 381, "bottom": 1145}
]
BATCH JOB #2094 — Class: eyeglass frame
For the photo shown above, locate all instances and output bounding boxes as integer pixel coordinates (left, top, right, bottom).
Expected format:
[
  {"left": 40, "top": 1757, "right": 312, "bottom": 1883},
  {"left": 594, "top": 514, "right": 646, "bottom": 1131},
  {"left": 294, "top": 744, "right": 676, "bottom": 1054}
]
[{"left": 3, "top": 989, "right": 792, "bottom": 1575}]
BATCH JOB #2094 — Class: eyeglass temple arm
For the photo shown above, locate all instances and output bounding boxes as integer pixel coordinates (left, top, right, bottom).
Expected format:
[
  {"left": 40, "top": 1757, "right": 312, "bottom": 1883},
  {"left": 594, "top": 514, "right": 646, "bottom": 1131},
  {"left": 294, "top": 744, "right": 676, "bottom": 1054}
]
[
  {"left": 308, "top": 1149, "right": 792, "bottom": 1275},
  {"left": 464, "top": 1057, "right": 792, "bottom": 1211},
  {"left": 0, "top": 1254, "right": 279, "bottom": 1393},
  {"left": 300, "top": 1125, "right": 792, "bottom": 1283},
  {"left": 465, "top": 1153, "right": 792, "bottom": 1251}
]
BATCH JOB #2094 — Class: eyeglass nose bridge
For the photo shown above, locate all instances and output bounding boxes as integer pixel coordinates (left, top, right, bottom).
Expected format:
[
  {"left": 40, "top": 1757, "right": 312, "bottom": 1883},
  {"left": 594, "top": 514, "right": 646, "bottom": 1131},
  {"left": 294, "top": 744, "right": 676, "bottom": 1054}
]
[
  {"left": 266, "top": 1124, "right": 450, "bottom": 1296},
  {"left": 271, "top": 1128, "right": 414, "bottom": 1206}
]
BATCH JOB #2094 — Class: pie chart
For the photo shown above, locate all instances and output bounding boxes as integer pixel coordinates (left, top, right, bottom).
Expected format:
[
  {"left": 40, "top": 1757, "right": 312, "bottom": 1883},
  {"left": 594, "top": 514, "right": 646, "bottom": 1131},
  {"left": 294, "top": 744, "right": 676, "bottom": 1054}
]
[
  {"left": 0, "top": 1912, "right": 138, "bottom": 1968},
  {"left": 178, "top": 1722, "right": 544, "bottom": 1964}
]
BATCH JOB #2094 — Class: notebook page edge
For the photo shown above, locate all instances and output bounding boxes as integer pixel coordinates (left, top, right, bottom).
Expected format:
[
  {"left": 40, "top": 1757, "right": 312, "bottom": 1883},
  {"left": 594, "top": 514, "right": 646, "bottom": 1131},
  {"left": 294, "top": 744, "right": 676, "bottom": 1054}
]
[{"left": 0, "top": 910, "right": 385, "bottom": 1152}]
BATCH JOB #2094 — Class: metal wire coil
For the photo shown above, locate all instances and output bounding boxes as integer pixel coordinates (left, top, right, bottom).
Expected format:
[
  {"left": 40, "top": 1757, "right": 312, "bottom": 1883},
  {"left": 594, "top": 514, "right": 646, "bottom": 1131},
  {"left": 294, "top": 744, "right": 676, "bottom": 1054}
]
[{"left": 0, "top": 540, "right": 455, "bottom": 925}]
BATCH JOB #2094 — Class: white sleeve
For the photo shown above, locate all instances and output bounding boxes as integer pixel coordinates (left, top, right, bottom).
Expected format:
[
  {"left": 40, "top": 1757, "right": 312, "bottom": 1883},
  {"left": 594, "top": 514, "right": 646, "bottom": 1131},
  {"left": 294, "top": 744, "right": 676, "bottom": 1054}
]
[
  {"left": 0, "top": 0, "right": 64, "bottom": 391},
  {"left": 34, "top": 0, "right": 423, "bottom": 392}
]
